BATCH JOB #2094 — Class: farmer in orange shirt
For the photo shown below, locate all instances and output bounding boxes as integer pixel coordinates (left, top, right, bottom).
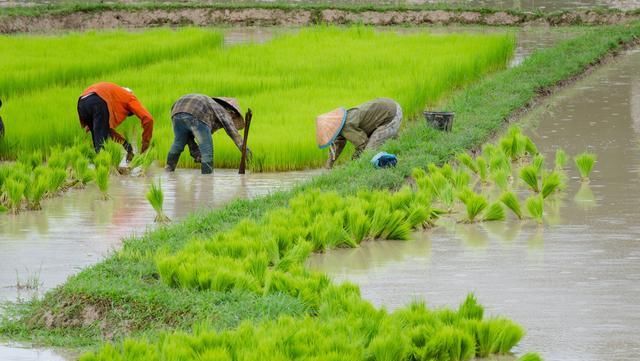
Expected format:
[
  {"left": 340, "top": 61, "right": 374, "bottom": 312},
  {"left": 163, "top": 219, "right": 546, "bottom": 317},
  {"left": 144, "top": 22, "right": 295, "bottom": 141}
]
[{"left": 77, "top": 82, "right": 154, "bottom": 160}]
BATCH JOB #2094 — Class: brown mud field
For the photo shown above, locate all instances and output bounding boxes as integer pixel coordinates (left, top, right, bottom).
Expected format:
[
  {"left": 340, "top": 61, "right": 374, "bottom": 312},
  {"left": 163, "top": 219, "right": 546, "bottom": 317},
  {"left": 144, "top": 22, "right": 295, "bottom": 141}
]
[{"left": 1, "top": 6, "right": 639, "bottom": 33}]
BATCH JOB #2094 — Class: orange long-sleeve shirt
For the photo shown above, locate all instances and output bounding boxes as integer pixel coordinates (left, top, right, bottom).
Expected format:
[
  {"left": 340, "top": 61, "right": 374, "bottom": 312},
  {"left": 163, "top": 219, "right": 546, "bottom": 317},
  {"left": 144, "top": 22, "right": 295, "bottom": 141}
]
[{"left": 80, "top": 82, "right": 154, "bottom": 151}]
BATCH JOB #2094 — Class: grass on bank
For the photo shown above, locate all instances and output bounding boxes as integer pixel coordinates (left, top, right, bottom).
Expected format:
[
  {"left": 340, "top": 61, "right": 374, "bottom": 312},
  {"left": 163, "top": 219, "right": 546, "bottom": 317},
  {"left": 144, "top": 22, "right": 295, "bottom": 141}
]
[{"left": 1, "top": 22, "right": 638, "bottom": 355}]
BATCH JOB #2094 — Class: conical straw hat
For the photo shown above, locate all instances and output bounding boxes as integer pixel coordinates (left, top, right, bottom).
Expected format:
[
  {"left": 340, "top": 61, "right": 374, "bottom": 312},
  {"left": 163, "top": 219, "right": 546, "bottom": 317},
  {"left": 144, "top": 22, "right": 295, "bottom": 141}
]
[
  {"left": 316, "top": 108, "right": 347, "bottom": 149},
  {"left": 212, "top": 97, "right": 245, "bottom": 130}
]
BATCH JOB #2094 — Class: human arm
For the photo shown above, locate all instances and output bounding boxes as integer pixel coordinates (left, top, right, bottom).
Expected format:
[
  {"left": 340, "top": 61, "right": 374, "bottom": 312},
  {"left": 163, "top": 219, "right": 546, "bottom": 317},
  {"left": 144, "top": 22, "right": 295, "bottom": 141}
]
[
  {"left": 340, "top": 122, "right": 368, "bottom": 159},
  {"left": 127, "top": 98, "right": 154, "bottom": 153},
  {"left": 326, "top": 135, "right": 347, "bottom": 169},
  {"left": 214, "top": 106, "right": 247, "bottom": 154}
]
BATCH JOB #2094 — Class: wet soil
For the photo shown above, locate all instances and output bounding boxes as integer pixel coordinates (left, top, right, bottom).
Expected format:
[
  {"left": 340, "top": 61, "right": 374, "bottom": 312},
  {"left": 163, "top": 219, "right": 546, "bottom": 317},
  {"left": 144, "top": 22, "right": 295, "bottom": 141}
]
[
  {"left": 1, "top": 5, "right": 638, "bottom": 34},
  {"left": 308, "top": 49, "right": 640, "bottom": 360}
]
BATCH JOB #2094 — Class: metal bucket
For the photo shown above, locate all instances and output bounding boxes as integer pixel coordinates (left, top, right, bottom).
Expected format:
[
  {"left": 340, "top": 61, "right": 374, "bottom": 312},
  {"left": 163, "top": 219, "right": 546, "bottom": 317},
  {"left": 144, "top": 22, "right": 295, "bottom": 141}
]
[{"left": 424, "top": 111, "right": 454, "bottom": 132}]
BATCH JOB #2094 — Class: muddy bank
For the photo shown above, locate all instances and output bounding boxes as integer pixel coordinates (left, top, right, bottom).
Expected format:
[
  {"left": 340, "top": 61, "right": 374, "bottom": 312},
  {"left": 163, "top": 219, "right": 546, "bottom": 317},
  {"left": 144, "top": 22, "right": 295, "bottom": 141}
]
[{"left": 1, "top": 7, "right": 639, "bottom": 33}]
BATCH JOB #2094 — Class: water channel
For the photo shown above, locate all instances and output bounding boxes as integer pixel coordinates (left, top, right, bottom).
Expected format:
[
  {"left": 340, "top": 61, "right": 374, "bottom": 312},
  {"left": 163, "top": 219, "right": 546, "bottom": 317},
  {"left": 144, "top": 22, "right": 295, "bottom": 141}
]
[{"left": 309, "top": 49, "right": 640, "bottom": 360}]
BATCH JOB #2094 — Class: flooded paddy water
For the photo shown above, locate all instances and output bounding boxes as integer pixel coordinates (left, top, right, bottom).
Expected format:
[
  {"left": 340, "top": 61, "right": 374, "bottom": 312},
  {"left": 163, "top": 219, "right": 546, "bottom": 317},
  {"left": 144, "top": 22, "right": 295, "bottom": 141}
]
[{"left": 308, "top": 49, "right": 640, "bottom": 360}]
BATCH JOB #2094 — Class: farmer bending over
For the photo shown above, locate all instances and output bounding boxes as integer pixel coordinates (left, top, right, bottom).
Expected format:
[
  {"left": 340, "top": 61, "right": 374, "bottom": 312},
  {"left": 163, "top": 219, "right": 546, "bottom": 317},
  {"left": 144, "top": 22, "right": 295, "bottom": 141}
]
[
  {"left": 77, "top": 82, "right": 154, "bottom": 160},
  {"left": 316, "top": 98, "right": 402, "bottom": 168},
  {"left": 166, "top": 94, "right": 248, "bottom": 174}
]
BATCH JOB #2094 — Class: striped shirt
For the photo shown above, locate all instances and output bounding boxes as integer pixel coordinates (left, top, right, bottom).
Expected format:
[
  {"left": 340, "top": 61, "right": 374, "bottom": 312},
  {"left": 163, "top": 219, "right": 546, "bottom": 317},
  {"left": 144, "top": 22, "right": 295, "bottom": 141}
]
[{"left": 171, "top": 94, "right": 244, "bottom": 150}]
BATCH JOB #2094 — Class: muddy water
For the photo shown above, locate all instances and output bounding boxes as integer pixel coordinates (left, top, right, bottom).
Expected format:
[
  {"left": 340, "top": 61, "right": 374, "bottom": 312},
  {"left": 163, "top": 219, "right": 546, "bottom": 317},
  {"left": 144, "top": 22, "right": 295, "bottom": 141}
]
[
  {"left": 308, "top": 50, "right": 640, "bottom": 360},
  {"left": 0, "top": 168, "right": 320, "bottom": 303}
]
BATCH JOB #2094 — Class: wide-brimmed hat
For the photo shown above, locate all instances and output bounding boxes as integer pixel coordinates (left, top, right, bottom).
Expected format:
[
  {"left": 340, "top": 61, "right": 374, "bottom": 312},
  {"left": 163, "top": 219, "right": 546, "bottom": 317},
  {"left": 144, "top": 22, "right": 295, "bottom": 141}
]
[
  {"left": 316, "top": 108, "right": 347, "bottom": 149},
  {"left": 212, "top": 97, "right": 245, "bottom": 130}
]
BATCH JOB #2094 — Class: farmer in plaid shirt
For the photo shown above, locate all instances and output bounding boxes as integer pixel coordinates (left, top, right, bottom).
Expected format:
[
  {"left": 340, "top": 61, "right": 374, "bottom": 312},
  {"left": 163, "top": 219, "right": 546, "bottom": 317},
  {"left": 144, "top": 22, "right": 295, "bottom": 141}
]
[{"left": 167, "top": 94, "right": 249, "bottom": 174}]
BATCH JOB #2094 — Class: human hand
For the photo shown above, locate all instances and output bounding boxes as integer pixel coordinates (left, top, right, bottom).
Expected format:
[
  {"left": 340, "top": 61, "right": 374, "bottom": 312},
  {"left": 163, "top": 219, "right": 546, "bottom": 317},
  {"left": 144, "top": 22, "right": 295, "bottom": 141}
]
[
  {"left": 84, "top": 125, "right": 90, "bottom": 133},
  {"left": 141, "top": 141, "right": 150, "bottom": 154},
  {"left": 126, "top": 151, "right": 134, "bottom": 163}
]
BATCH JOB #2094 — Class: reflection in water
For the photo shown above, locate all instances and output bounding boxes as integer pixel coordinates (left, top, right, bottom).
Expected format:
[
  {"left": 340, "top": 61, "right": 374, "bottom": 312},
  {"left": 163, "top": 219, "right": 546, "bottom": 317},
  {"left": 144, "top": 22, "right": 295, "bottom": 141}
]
[
  {"left": 0, "top": 345, "right": 69, "bottom": 361},
  {"left": 309, "top": 51, "right": 640, "bottom": 361},
  {"left": 0, "top": 168, "right": 321, "bottom": 303}
]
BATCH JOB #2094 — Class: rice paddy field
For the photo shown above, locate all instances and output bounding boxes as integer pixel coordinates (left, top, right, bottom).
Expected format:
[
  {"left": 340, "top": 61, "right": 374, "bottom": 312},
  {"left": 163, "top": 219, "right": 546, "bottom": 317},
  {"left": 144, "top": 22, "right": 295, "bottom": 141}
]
[{"left": 0, "top": 26, "right": 514, "bottom": 171}]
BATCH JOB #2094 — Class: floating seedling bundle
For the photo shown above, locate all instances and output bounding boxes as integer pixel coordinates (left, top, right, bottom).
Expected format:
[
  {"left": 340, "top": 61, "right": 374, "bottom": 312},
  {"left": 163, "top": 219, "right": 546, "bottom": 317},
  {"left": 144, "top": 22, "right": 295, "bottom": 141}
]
[{"left": 146, "top": 179, "right": 170, "bottom": 223}]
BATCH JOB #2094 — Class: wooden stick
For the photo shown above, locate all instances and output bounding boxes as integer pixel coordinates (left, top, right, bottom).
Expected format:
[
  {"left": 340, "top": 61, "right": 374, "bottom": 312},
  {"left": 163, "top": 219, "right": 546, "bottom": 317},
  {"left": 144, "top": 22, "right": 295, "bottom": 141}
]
[{"left": 239, "top": 108, "right": 252, "bottom": 174}]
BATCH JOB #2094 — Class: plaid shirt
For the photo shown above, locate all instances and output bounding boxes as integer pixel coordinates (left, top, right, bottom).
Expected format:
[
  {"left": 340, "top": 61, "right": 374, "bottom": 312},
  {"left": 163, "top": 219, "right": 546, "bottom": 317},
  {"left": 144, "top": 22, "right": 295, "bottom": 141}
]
[{"left": 171, "top": 94, "right": 244, "bottom": 150}]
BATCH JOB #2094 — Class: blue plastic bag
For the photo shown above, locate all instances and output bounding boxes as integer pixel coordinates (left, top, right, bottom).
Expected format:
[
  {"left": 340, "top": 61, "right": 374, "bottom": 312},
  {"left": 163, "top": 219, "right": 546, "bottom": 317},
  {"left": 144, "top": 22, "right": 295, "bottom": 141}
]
[{"left": 371, "top": 152, "right": 397, "bottom": 168}]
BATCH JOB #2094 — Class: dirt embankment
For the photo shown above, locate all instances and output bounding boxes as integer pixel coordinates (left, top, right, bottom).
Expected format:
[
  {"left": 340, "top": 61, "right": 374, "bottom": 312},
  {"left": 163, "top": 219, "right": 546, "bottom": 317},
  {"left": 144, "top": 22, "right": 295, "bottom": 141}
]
[{"left": 1, "top": 7, "right": 638, "bottom": 33}]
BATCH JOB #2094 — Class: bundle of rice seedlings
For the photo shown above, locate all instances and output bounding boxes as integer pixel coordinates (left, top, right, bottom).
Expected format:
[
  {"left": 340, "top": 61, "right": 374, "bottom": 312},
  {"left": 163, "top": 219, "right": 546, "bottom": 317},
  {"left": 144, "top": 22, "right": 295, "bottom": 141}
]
[
  {"left": 406, "top": 204, "right": 431, "bottom": 229},
  {"left": 491, "top": 169, "right": 510, "bottom": 191},
  {"left": 423, "top": 326, "right": 475, "bottom": 361},
  {"left": 48, "top": 168, "right": 68, "bottom": 193},
  {"left": 481, "top": 143, "right": 496, "bottom": 159},
  {"left": 500, "top": 191, "right": 523, "bottom": 219},
  {"left": 441, "top": 163, "right": 454, "bottom": 180},
  {"left": 130, "top": 149, "right": 155, "bottom": 174},
  {"left": 17, "top": 150, "right": 42, "bottom": 170},
  {"left": 95, "top": 166, "right": 110, "bottom": 200},
  {"left": 483, "top": 202, "right": 505, "bottom": 222},
  {"left": 526, "top": 195, "right": 544, "bottom": 224},
  {"left": 73, "top": 158, "right": 94, "bottom": 186},
  {"left": 146, "top": 178, "right": 170, "bottom": 223},
  {"left": 532, "top": 154, "right": 545, "bottom": 175},
  {"left": 519, "top": 165, "right": 539, "bottom": 193},
  {"left": 541, "top": 171, "right": 561, "bottom": 198},
  {"left": 574, "top": 152, "right": 596, "bottom": 181},
  {"left": 525, "top": 137, "right": 538, "bottom": 156},
  {"left": 463, "top": 192, "right": 488, "bottom": 223},
  {"left": 451, "top": 169, "right": 471, "bottom": 191},
  {"left": 26, "top": 174, "right": 49, "bottom": 210},
  {"left": 457, "top": 153, "right": 478, "bottom": 174},
  {"left": 345, "top": 208, "right": 370, "bottom": 244},
  {"left": 102, "top": 140, "right": 123, "bottom": 170},
  {"left": 489, "top": 149, "right": 511, "bottom": 173},
  {"left": 46, "top": 149, "right": 67, "bottom": 169},
  {"left": 94, "top": 151, "right": 111, "bottom": 169},
  {"left": 458, "top": 293, "right": 484, "bottom": 320},
  {"left": 476, "top": 156, "right": 489, "bottom": 183},
  {"left": 3, "top": 178, "right": 25, "bottom": 213},
  {"left": 554, "top": 148, "right": 567, "bottom": 170}
]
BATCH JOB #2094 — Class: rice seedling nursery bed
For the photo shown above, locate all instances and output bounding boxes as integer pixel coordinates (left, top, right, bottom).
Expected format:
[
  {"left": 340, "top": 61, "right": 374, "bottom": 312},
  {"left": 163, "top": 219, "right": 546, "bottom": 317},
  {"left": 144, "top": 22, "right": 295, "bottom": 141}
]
[
  {"left": 1, "top": 26, "right": 514, "bottom": 171},
  {"left": 1, "top": 20, "right": 639, "bottom": 361}
]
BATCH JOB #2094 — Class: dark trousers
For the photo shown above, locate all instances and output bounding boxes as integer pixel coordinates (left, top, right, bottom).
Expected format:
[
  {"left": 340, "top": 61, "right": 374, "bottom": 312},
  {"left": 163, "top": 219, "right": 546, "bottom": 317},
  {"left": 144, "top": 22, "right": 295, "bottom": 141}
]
[
  {"left": 77, "top": 94, "right": 110, "bottom": 153},
  {"left": 0, "top": 115, "right": 4, "bottom": 138}
]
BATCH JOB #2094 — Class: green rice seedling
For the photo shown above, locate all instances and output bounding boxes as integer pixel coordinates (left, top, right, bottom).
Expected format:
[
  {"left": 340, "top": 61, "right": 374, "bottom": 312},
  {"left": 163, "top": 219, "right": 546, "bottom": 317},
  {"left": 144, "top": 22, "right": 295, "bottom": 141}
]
[
  {"left": 541, "top": 171, "right": 561, "bottom": 199},
  {"left": 519, "top": 352, "right": 544, "bottom": 361},
  {"left": 451, "top": 169, "right": 472, "bottom": 191},
  {"left": 526, "top": 195, "right": 544, "bottom": 224},
  {"left": 476, "top": 156, "right": 489, "bottom": 184},
  {"left": 95, "top": 166, "right": 110, "bottom": 200},
  {"left": 457, "top": 153, "right": 478, "bottom": 174},
  {"left": 48, "top": 169, "right": 68, "bottom": 193},
  {"left": 73, "top": 158, "right": 94, "bottom": 186},
  {"left": 483, "top": 202, "right": 505, "bottom": 222},
  {"left": 462, "top": 192, "right": 488, "bottom": 223},
  {"left": 532, "top": 154, "right": 545, "bottom": 175},
  {"left": 458, "top": 293, "right": 484, "bottom": 320},
  {"left": 411, "top": 167, "right": 427, "bottom": 181},
  {"left": 481, "top": 143, "right": 497, "bottom": 159},
  {"left": 345, "top": 208, "right": 370, "bottom": 244},
  {"left": 17, "top": 150, "right": 42, "bottom": 170},
  {"left": 146, "top": 179, "right": 170, "bottom": 223},
  {"left": 102, "top": 140, "right": 124, "bottom": 171},
  {"left": 500, "top": 191, "right": 523, "bottom": 219},
  {"left": 555, "top": 148, "right": 568, "bottom": 170},
  {"left": 525, "top": 137, "right": 538, "bottom": 156},
  {"left": 422, "top": 326, "right": 475, "bottom": 361},
  {"left": 130, "top": 148, "right": 155, "bottom": 174},
  {"left": 574, "top": 152, "right": 597, "bottom": 181},
  {"left": 405, "top": 204, "right": 431, "bottom": 229},
  {"left": 93, "top": 151, "right": 111, "bottom": 170},
  {"left": 46, "top": 149, "right": 67, "bottom": 169},
  {"left": 500, "top": 129, "right": 527, "bottom": 161},
  {"left": 440, "top": 163, "right": 454, "bottom": 180},
  {"left": 3, "top": 178, "right": 25, "bottom": 213},
  {"left": 519, "top": 165, "right": 540, "bottom": 193},
  {"left": 489, "top": 149, "right": 511, "bottom": 174},
  {"left": 26, "top": 174, "right": 49, "bottom": 210},
  {"left": 491, "top": 168, "right": 510, "bottom": 191}
]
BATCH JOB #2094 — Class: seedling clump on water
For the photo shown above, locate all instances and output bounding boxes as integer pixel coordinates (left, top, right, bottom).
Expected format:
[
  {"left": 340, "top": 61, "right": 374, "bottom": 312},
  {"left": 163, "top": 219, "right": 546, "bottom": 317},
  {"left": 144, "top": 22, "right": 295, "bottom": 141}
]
[
  {"left": 574, "top": 152, "right": 596, "bottom": 181},
  {"left": 147, "top": 179, "right": 170, "bottom": 223},
  {"left": 95, "top": 166, "right": 110, "bottom": 200}
]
